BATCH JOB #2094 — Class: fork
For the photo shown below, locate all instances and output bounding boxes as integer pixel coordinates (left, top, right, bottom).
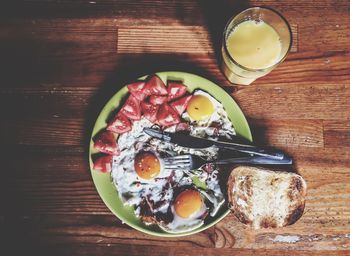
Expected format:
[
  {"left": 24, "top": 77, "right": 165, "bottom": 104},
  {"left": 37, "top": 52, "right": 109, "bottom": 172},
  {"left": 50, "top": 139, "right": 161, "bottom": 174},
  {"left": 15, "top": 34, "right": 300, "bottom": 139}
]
[{"left": 163, "top": 154, "right": 293, "bottom": 171}]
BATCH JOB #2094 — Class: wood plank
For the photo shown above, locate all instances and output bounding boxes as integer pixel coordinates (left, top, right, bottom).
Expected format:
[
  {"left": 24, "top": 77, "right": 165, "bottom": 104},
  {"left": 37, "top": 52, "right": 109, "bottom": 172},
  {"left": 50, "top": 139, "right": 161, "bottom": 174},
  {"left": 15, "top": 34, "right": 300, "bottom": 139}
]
[
  {"left": 0, "top": 47, "right": 349, "bottom": 115},
  {"left": 2, "top": 118, "right": 86, "bottom": 146},
  {"left": 5, "top": 244, "right": 350, "bottom": 256},
  {"left": 249, "top": 119, "right": 324, "bottom": 148},
  {"left": 2, "top": 215, "right": 215, "bottom": 249},
  {"left": 3, "top": 0, "right": 350, "bottom": 23},
  {"left": 232, "top": 83, "right": 350, "bottom": 120},
  {"left": 259, "top": 50, "right": 350, "bottom": 85},
  {"left": 0, "top": 87, "right": 94, "bottom": 118},
  {"left": 0, "top": 14, "right": 349, "bottom": 89},
  {"left": 0, "top": 48, "right": 348, "bottom": 89},
  {"left": 0, "top": 19, "right": 118, "bottom": 88},
  {"left": 117, "top": 25, "right": 298, "bottom": 54},
  {"left": 324, "top": 120, "right": 350, "bottom": 148},
  {"left": 1, "top": 2, "right": 349, "bottom": 53},
  {"left": 215, "top": 215, "right": 350, "bottom": 250}
]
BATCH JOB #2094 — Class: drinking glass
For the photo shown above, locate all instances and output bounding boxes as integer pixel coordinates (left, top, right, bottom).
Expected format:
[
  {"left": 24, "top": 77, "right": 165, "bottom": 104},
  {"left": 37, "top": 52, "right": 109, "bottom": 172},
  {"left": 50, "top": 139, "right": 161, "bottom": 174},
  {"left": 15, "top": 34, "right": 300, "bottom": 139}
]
[{"left": 221, "top": 7, "right": 292, "bottom": 85}]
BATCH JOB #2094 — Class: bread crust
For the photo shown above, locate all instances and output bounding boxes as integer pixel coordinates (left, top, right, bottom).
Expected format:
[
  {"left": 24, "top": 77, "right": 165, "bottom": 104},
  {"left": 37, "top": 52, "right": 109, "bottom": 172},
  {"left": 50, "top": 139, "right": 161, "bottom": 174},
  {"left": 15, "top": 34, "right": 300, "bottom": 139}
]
[{"left": 227, "top": 166, "right": 307, "bottom": 229}]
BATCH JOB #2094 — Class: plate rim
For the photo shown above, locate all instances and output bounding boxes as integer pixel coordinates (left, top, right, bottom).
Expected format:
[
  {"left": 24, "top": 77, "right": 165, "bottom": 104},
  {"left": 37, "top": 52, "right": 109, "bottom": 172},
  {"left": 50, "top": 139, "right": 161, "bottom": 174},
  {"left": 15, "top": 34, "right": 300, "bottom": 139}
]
[{"left": 88, "top": 71, "right": 252, "bottom": 237}]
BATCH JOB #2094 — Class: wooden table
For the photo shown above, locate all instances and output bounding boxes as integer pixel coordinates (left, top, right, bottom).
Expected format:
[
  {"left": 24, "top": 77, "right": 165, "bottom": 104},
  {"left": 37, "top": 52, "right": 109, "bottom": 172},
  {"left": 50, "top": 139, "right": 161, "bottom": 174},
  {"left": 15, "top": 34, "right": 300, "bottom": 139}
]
[{"left": 2, "top": 0, "right": 350, "bottom": 255}]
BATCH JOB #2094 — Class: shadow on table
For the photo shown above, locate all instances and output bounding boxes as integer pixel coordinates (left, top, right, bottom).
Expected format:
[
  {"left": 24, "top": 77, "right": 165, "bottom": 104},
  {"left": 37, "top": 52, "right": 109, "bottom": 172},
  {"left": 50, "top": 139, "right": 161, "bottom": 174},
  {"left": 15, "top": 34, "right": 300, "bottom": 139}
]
[{"left": 198, "top": 0, "right": 250, "bottom": 63}]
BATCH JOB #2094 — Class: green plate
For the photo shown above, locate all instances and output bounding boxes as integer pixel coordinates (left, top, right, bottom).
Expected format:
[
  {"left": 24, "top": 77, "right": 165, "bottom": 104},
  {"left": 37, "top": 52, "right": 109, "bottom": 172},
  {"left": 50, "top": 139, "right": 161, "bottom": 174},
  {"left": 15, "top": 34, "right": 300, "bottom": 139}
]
[{"left": 89, "top": 71, "right": 252, "bottom": 237}]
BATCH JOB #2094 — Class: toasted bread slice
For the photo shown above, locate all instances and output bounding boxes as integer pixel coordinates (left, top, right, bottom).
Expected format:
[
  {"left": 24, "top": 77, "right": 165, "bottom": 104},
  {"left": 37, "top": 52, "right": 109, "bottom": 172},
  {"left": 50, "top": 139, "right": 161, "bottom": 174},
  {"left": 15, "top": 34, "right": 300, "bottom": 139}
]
[{"left": 227, "top": 166, "right": 307, "bottom": 229}]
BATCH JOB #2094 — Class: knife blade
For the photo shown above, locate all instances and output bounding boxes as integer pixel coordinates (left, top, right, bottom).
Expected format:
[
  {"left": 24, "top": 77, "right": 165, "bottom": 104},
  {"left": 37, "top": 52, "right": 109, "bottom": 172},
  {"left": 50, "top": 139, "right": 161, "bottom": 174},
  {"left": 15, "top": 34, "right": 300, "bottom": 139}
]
[{"left": 143, "top": 127, "right": 286, "bottom": 160}]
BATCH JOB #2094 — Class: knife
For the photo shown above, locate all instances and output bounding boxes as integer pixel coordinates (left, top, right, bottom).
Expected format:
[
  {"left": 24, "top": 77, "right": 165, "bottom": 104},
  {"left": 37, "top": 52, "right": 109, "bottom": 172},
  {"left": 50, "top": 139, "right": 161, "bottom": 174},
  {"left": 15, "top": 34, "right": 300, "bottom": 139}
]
[{"left": 144, "top": 127, "right": 286, "bottom": 160}]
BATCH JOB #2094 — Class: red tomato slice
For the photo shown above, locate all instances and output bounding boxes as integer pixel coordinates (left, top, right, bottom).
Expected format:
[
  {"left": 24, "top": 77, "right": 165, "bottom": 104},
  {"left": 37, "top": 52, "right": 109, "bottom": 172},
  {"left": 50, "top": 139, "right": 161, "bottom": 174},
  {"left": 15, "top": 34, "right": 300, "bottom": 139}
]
[
  {"left": 157, "top": 103, "right": 180, "bottom": 127},
  {"left": 141, "top": 101, "right": 159, "bottom": 123},
  {"left": 107, "top": 112, "right": 131, "bottom": 134},
  {"left": 143, "top": 75, "right": 168, "bottom": 96},
  {"left": 169, "top": 95, "right": 192, "bottom": 115},
  {"left": 127, "top": 81, "right": 147, "bottom": 101},
  {"left": 120, "top": 94, "right": 141, "bottom": 120},
  {"left": 93, "top": 155, "right": 113, "bottom": 173},
  {"left": 167, "top": 82, "right": 187, "bottom": 101},
  {"left": 93, "top": 130, "right": 120, "bottom": 155},
  {"left": 149, "top": 95, "right": 168, "bottom": 105}
]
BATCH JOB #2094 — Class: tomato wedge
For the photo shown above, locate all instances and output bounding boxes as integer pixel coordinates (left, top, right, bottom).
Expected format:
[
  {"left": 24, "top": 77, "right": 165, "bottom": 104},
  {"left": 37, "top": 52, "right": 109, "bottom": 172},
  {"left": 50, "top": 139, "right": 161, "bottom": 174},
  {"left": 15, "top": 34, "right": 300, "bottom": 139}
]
[
  {"left": 169, "top": 95, "right": 192, "bottom": 115},
  {"left": 149, "top": 95, "right": 168, "bottom": 105},
  {"left": 127, "top": 81, "right": 147, "bottom": 101},
  {"left": 93, "top": 130, "right": 120, "bottom": 155},
  {"left": 143, "top": 75, "right": 168, "bottom": 96},
  {"left": 157, "top": 103, "right": 180, "bottom": 127},
  {"left": 141, "top": 101, "right": 159, "bottom": 123},
  {"left": 167, "top": 82, "right": 187, "bottom": 101},
  {"left": 120, "top": 94, "right": 141, "bottom": 120},
  {"left": 107, "top": 112, "right": 131, "bottom": 134},
  {"left": 93, "top": 154, "right": 113, "bottom": 173}
]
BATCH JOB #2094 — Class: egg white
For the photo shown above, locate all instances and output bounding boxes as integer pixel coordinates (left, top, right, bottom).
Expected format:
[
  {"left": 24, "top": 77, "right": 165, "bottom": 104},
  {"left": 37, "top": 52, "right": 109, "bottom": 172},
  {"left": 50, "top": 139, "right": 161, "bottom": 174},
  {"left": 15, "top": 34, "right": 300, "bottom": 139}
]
[
  {"left": 159, "top": 195, "right": 208, "bottom": 233},
  {"left": 182, "top": 90, "right": 236, "bottom": 139}
]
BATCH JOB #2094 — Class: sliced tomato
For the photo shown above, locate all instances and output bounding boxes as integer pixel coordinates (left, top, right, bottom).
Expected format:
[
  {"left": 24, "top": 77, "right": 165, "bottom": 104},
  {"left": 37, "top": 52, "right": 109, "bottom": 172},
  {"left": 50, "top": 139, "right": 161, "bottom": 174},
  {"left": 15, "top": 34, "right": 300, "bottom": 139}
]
[
  {"left": 120, "top": 94, "right": 141, "bottom": 120},
  {"left": 93, "top": 154, "right": 113, "bottom": 173},
  {"left": 149, "top": 95, "right": 168, "bottom": 105},
  {"left": 141, "top": 101, "right": 159, "bottom": 123},
  {"left": 167, "top": 82, "right": 187, "bottom": 101},
  {"left": 127, "top": 81, "right": 147, "bottom": 101},
  {"left": 169, "top": 95, "right": 192, "bottom": 115},
  {"left": 107, "top": 112, "right": 131, "bottom": 134},
  {"left": 93, "top": 130, "right": 120, "bottom": 155},
  {"left": 157, "top": 103, "right": 180, "bottom": 127},
  {"left": 143, "top": 75, "right": 168, "bottom": 96}
]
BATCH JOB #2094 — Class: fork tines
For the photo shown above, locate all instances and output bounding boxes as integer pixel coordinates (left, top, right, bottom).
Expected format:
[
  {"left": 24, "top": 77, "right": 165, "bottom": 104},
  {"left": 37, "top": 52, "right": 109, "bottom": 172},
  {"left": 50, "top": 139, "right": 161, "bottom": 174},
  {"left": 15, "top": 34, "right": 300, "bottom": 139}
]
[{"left": 163, "top": 155, "right": 192, "bottom": 170}]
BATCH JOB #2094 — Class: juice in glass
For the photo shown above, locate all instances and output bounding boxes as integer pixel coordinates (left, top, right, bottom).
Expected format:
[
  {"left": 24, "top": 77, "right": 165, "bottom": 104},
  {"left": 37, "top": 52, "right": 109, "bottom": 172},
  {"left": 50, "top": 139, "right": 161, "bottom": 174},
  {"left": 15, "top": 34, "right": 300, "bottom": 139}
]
[{"left": 221, "top": 7, "right": 292, "bottom": 85}]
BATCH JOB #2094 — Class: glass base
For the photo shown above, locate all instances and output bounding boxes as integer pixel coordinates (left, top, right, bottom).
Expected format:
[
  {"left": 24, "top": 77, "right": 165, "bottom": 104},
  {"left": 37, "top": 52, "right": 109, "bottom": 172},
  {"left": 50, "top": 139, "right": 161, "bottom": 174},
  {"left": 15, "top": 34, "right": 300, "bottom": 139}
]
[{"left": 221, "top": 62, "right": 257, "bottom": 85}]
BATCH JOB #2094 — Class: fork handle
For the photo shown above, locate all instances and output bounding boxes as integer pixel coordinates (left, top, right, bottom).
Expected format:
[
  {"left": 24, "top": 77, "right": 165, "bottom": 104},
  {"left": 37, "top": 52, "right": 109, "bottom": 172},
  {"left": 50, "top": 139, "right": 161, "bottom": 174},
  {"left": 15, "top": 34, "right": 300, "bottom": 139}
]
[
  {"left": 213, "top": 155, "right": 293, "bottom": 165},
  {"left": 213, "top": 141, "right": 285, "bottom": 160}
]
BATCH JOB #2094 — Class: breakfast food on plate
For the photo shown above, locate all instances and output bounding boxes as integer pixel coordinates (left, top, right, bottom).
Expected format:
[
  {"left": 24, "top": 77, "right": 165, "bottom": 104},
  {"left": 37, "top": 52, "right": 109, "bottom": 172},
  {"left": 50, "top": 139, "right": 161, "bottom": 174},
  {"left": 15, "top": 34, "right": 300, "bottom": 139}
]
[
  {"left": 91, "top": 74, "right": 237, "bottom": 233},
  {"left": 227, "top": 166, "right": 307, "bottom": 229}
]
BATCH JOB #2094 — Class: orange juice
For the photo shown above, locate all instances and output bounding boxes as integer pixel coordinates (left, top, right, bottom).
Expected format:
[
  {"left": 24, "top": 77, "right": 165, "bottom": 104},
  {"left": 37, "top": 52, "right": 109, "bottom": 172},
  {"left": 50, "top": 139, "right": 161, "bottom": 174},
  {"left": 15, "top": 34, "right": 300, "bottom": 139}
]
[
  {"left": 227, "top": 20, "right": 282, "bottom": 70},
  {"left": 221, "top": 7, "right": 292, "bottom": 85}
]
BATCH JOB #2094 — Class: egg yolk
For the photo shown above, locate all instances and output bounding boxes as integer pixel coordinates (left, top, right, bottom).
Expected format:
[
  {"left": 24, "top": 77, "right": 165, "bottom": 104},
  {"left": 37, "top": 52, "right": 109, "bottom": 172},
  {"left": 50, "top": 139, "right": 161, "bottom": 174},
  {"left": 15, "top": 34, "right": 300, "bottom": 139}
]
[
  {"left": 186, "top": 95, "right": 214, "bottom": 121},
  {"left": 174, "top": 189, "right": 203, "bottom": 218},
  {"left": 134, "top": 152, "right": 160, "bottom": 180}
]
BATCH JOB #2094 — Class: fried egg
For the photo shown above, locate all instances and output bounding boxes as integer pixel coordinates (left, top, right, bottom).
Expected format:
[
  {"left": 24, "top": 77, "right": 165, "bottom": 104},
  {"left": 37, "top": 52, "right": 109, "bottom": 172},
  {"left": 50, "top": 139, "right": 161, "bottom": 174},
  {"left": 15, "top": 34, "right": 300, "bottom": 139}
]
[
  {"left": 182, "top": 90, "right": 236, "bottom": 139},
  {"left": 160, "top": 189, "right": 208, "bottom": 233}
]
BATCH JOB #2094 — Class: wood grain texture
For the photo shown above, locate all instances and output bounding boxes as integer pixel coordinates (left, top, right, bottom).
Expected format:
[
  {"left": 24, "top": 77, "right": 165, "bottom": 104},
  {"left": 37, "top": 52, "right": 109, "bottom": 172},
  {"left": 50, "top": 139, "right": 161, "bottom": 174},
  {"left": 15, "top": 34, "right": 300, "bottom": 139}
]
[
  {"left": 3, "top": 214, "right": 215, "bottom": 248},
  {"left": 1, "top": 0, "right": 350, "bottom": 254},
  {"left": 117, "top": 25, "right": 298, "bottom": 53},
  {"left": 324, "top": 121, "right": 350, "bottom": 148}
]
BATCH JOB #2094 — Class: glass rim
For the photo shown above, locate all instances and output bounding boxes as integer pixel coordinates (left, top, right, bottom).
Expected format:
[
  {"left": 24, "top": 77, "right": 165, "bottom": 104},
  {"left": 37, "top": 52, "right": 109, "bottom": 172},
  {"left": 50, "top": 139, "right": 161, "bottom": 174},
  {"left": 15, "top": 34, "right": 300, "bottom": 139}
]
[{"left": 222, "top": 6, "right": 293, "bottom": 72}]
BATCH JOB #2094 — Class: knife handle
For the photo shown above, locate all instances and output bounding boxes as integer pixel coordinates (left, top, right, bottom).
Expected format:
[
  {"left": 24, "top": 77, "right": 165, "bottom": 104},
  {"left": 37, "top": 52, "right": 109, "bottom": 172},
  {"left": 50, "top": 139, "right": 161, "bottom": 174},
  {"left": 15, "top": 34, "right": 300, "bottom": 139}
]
[
  {"left": 213, "top": 141, "right": 285, "bottom": 160},
  {"left": 214, "top": 155, "right": 293, "bottom": 165}
]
